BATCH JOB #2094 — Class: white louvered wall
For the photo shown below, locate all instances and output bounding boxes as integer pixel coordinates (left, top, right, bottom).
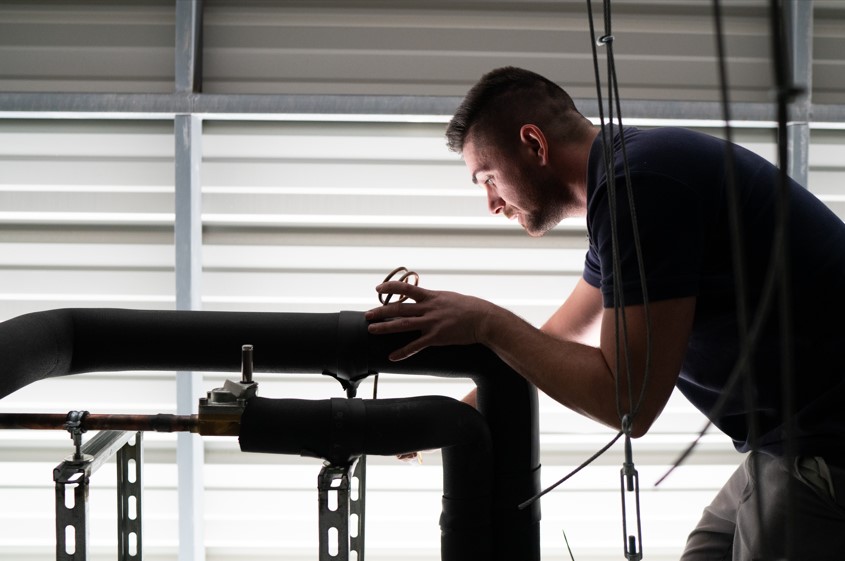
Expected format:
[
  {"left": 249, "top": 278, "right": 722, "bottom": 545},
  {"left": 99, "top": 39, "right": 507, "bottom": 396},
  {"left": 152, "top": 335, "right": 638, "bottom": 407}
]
[{"left": 1, "top": 117, "right": 843, "bottom": 561}]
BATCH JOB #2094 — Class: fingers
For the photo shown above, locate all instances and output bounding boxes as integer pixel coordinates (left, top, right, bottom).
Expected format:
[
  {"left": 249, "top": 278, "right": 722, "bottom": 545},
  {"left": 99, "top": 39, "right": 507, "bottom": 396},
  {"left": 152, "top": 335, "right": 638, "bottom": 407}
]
[
  {"left": 373, "top": 330, "right": 424, "bottom": 360},
  {"left": 366, "top": 318, "right": 427, "bottom": 360},
  {"left": 366, "top": 307, "right": 424, "bottom": 328},
  {"left": 366, "top": 280, "right": 435, "bottom": 361},
  {"left": 387, "top": 342, "right": 422, "bottom": 362},
  {"left": 375, "top": 281, "right": 428, "bottom": 302},
  {"left": 365, "top": 284, "right": 430, "bottom": 323}
]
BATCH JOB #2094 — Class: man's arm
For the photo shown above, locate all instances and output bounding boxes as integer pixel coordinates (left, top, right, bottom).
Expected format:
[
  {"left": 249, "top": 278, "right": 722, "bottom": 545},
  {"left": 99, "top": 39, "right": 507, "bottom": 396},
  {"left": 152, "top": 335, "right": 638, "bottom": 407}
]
[
  {"left": 541, "top": 277, "right": 603, "bottom": 345},
  {"left": 461, "top": 277, "right": 602, "bottom": 410},
  {"left": 486, "top": 291, "right": 694, "bottom": 435},
  {"left": 366, "top": 280, "right": 695, "bottom": 436}
]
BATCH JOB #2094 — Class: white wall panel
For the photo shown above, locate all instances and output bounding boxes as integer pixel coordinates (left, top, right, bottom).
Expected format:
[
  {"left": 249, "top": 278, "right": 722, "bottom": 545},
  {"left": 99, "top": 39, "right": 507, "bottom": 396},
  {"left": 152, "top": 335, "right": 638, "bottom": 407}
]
[{"left": 0, "top": 120, "right": 176, "bottom": 321}]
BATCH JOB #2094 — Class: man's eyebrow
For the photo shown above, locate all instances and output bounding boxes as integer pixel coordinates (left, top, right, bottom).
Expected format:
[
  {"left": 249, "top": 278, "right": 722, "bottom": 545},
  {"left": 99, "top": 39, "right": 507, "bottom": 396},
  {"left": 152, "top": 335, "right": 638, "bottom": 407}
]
[{"left": 470, "top": 168, "right": 483, "bottom": 185}]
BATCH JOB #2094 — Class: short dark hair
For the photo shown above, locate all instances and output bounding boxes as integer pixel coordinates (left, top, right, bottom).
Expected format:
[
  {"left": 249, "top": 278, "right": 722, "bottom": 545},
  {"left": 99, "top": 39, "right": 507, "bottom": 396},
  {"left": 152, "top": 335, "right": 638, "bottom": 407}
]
[{"left": 445, "top": 66, "right": 590, "bottom": 154}]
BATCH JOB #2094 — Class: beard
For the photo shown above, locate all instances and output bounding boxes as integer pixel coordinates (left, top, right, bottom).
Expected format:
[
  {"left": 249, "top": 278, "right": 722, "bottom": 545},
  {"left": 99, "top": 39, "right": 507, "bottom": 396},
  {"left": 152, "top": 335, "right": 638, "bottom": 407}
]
[
  {"left": 520, "top": 207, "right": 567, "bottom": 237},
  {"left": 505, "top": 152, "right": 586, "bottom": 237},
  {"left": 517, "top": 180, "right": 581, "bottom": 237}
]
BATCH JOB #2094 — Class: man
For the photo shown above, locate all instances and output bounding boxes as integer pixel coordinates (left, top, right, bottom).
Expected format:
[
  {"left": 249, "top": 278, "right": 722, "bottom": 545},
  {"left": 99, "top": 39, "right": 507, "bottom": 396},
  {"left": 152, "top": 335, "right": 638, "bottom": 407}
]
[{"left": 365, "top": 66, "right": 845, "bottom": 559}]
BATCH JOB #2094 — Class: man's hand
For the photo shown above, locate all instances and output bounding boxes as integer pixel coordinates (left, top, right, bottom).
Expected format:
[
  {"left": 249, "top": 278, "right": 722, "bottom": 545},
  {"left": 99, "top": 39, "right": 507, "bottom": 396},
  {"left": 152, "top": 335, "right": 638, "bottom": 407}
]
[{"left": 365, "top": 281, "right": 498, "bottom": 361}]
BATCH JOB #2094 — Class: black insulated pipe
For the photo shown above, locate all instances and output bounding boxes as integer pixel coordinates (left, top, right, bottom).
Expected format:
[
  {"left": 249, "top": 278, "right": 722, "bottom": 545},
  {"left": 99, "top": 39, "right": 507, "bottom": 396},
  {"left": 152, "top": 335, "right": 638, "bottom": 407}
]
[
  {"left": 239, "top": 395, "right": 494, "bottom": 561},
  {"left": 0, "top": 307, "right": 541, "bottom": 561}
]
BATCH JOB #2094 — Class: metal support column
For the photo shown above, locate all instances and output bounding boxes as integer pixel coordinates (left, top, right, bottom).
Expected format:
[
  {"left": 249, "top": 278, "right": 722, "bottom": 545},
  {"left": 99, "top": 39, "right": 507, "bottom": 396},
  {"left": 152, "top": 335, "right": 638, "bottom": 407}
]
[
  {"left": 318, "top": 459, "right": 366, "bottom": 561},
  {"left": 176, "top": 0, "right": 203, "bottom": 94},
  {"left": 55, "top": 461, "right": 90, "bottom": 561},
  {"left": 174, "top": 111, "right": 205, "bottom": 561},
  {"left": 174, "top": 2, "right": 205, "bottom": 560},
  {"left": 786, "top": 0, "right": 813, "bottom": 188},
  {"left": 174, "top": 113, "right": 203, "bottom": 311},
  {"left": 117, "top": 433, "right": 143, "bottom": 560},
  {"left": 349, "top": 458, "right": 366, "bottom": 560},
  {"left": 54, "top": 430, "right": 139, "bottom": 561}
]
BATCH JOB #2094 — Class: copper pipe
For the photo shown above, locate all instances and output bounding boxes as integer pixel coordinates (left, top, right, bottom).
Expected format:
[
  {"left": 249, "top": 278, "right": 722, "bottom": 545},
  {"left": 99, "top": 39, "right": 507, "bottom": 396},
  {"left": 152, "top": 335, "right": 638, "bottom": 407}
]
[{"left": 0, "top": 412, "right": 201, "bottom": 433}]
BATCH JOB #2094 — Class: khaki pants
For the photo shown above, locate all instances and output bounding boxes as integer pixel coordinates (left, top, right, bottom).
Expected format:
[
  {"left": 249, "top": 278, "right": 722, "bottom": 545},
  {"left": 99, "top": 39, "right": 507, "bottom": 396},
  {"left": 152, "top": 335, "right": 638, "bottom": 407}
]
[{"left": 681, "top": 452, "right": 845, "bottom": 561}]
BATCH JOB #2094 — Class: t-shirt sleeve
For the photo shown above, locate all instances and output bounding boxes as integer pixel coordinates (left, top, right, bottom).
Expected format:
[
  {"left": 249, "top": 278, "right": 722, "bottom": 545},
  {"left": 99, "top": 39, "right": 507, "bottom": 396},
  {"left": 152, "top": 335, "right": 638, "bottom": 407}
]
[
  {"left": 582, "top": 245, "right": 602, "bottom": 288},
  {"left": 588, "top": 171, "right": 704, "bottom": 308}
]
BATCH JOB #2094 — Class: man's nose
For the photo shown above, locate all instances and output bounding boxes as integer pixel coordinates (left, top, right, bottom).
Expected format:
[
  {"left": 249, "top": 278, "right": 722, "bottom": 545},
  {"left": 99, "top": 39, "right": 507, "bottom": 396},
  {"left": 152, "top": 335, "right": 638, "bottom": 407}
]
[{"left": 486, "top": 186, "right": 504, "bottom": 215}]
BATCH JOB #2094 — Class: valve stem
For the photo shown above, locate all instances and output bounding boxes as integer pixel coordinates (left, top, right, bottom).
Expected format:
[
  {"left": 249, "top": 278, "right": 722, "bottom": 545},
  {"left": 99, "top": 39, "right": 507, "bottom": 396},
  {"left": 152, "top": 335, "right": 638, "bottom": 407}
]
[{"left": 241, "top": 344, "right": 254, "bottom": 383}]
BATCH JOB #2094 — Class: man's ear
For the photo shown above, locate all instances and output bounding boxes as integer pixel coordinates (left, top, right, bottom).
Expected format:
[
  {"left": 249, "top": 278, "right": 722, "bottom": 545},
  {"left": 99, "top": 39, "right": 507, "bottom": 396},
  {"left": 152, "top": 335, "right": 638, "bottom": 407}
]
[{"left": 519, "top": 124, "right": 548, "bottom": 164}]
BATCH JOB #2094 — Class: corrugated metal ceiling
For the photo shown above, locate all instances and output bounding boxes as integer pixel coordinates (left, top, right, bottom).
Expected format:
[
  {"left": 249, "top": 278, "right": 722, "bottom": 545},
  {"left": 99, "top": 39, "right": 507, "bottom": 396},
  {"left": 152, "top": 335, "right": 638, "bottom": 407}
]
[{"left": 0, "top": 0, "right": 843, "bottom": 112}]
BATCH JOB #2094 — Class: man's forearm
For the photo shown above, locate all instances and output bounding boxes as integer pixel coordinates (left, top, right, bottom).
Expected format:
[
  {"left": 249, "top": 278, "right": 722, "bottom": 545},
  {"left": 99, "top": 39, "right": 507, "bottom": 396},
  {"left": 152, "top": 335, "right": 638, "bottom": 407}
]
[{"left": 478, "top": 306, "right": 622, "bottom": 431}]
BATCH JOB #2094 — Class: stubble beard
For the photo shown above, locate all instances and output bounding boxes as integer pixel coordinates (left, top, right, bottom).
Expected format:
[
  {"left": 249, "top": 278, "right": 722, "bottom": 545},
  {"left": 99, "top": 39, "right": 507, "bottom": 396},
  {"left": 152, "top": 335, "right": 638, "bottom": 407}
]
[
  {"left": 521, "top": 208, "right": 564, "bottom": 237},
  {"left": 521, "top": 193, "right": 580, "bottom": 237}
]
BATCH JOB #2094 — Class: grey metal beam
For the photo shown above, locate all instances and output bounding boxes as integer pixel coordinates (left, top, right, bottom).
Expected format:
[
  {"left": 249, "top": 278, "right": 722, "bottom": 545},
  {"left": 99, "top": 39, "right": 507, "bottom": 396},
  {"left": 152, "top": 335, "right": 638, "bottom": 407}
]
[
  {"left": 786, "top": 0, "right": 813, "bottom": 187},
  {"left": 176, "top": 0, "right": 203, "bottom": 93},
  {"left": 175, "top": 114, "right": 202, "bottom": 310},
  {"left": 174, "top": 112, "right": 205, "bottom": 561},
  {"left": 174, "top": 2, "right": 205, "bottom": 558},
  {"left": 0, "top": 93, "right": 191, "bottom": 116},
  {"left": 0, "top": 92, "right": 461, "bottom": 118},
  {"left": 6, "top": 91, "right": 845, "bottom": 123}
]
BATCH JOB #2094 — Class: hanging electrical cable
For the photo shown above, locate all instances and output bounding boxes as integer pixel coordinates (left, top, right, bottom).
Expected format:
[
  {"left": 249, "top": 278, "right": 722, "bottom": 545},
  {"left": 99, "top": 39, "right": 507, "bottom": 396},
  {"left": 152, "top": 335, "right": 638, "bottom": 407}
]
[
  {"left": 520, "top": 3, "right": 652, "bottom": 560},
  {"left": 769, "top": 1, "right": 800, "bottom": 557},
  {"left": 587, "top": 0, "right": 657, "bottom": 433},
  {"left": 526, "top": 2, "right": 804, "bottom": 559},
  {"left": 588, "top": 2, "right": 651, "bottom": 559},
  {"left": 651, "top": 1, "right": 801, "bottom": 558},
  {"left": 656, "top": 0, "right": 801, "bottom": 496},
  {"left": 716, "top": 0, "right": 768, "bottom": 549},
  {"left": 656, "top": 0, "right": 753, "bottom": 485}
]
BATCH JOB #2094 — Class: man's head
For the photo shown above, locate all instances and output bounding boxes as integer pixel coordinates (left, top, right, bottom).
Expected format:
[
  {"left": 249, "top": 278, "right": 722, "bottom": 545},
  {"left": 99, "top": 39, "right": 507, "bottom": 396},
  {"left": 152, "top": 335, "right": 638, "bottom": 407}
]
[
  {"left": 446, "top": 67, "right": 594, "bottom": 236},
  {"left": 445, "top": 66, "right": 592, "bottom": 155}
]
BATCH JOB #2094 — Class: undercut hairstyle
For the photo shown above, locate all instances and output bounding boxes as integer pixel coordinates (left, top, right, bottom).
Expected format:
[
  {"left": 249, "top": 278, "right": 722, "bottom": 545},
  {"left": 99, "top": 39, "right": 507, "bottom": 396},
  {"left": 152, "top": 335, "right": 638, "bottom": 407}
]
[{"left": 445, "top": 66, "right": 592, "bottom": 154}]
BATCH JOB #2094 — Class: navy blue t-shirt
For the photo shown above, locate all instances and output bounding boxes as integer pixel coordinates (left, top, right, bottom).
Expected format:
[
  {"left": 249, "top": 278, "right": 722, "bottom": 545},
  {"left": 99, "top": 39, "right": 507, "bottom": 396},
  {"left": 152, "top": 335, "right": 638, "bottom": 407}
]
[{"left": 582, "top": 127, "right": 845, "bottom": 456}]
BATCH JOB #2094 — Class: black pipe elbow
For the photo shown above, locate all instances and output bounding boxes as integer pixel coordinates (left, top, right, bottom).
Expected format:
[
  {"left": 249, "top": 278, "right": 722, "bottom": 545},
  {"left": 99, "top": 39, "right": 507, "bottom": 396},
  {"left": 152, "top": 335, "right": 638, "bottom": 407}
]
[{"left": 239, "top": 395, "right": 494, "bottom": 561}]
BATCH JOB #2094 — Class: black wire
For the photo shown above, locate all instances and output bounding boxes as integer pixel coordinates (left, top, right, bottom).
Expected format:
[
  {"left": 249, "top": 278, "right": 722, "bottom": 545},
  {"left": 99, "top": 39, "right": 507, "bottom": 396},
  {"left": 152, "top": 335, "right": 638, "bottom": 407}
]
[
  {"left": 598, "top": 0, "right": 636, "bottom": 420},
  {"left": 769, "top": 1, "right": 797, "bottom": 558},
  {"left": 587, "top": 0, "right": 650, "bottom": 428},
  {"left": 582, "top": 3, "right": 799, "bottom": 559},
  {"left": 655, "top": 0, "right": 764, "bottom": 492},
  {"left": 656, "top": 2, "right": 800, "bottom": 504},
  {"left": 711, "top": 0, "right": 755, "bottom": 444},
  {"left": 518, "top": 431, "right": 623, "bottom": 509},
  {"left": 655, "top": 218, "right": 782, "bottom": 485},
  {"left": 601, "top": 0, "right": 640, "bottom": 422},
  {"left": 607, "top": 31, "right": 653, "bottom": 419},
  {"left": 562, "top": 530, "right": 577, "bottom": 561},
  {"left": 586, "top": 0, "right": 628, "bottom": 423},
  {"left": 585, "top": 4, "right": 650, "bottom": 559},
  {"left": 510, "top": 3, "right": 628, "bottom": 513}
]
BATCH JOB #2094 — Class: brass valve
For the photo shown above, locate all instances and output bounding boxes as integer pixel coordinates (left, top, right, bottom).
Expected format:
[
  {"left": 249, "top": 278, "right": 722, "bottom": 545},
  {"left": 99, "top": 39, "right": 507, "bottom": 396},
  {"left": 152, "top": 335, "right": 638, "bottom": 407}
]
[{"left": 197, "top": 344, "right": 258, "bottom": 436}]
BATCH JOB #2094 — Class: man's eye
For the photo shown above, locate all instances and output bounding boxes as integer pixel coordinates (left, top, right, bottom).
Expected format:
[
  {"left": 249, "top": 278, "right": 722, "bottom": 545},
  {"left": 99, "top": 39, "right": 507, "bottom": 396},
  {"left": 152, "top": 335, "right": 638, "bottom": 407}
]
[{"left": 484, "top": 177, "right": 494, "bottom": 185}]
